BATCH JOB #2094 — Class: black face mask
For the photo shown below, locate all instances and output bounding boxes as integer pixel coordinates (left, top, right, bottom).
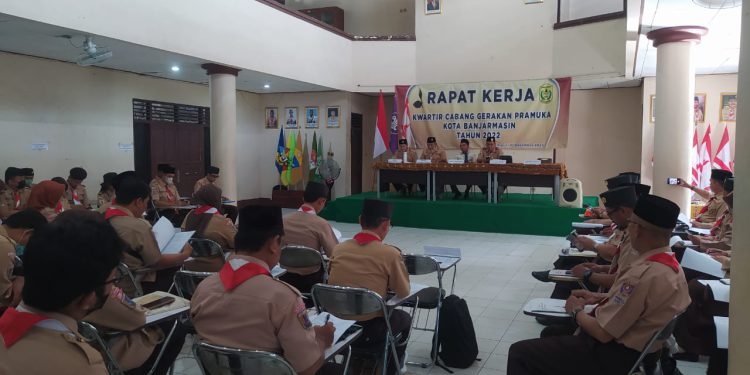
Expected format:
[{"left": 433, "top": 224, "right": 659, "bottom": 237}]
[{"left": 85, "top": 287, "right": 109, "bottom": 315}]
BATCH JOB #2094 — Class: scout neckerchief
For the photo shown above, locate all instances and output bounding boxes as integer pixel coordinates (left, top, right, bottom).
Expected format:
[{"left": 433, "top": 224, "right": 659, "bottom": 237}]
[
  {"left": 72, "top": 188, "right": 81, "bottom": 206},
  {"left": 646, "top": 252, "right": 680, "bottom": 273},
  {"left": 353, "top": 232, "right": 381, "bottom": 245},
  {"left": 164, "top": 181, "right": 175, "bottom": 202},
  {"left": 0, "top": 308, "right": 51, "bottom": 348},
  {"left": 710, "top": 212, "right": 726, "bottom": 237},
  {"left": 194, "top": 205, "right": 219, "bottom": 216},
  {"left": 13, "top": 190, "right": 21, "bottom": 208},
  {"left": 298, "top": 204, "right": 316, "bottom": 215},
  {"left": 105, "top": 207, "right": 131, "bottom": 220},
  {"left": 697, "top": 195, "right": 717, "bottom": 217},
  {"left": 219, "top": 259, "right": 271, "bottom": 291},
  {"left": 54, "top": 201, "right": 64, "bottom": 214}
]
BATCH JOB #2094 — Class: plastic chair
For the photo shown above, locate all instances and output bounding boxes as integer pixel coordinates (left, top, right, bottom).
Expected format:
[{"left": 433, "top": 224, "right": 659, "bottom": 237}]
[
  {"left": 401, "top": 254, "right": 444, "bottom": 368},
  {"left": 193, "top": 340, "right": 296, "bottom": 375},
  {"left": 311, "top": 284, "right": 402, "bottom": 375},
  {"left": 627, "top": 313, "right": 683, "bottom": 375}
]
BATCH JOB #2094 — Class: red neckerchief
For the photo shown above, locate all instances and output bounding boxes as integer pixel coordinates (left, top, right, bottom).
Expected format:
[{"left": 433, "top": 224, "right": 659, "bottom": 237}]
[
  {"left": 13, "top": 191, "right": 20, "bottom": 208},
  {"left": 0, "top": 308, "right": 49, "bottom": 348},
  {"left": 72, "top": 189, "right": 81, "bottom": 205},
  {"left": 194, "top": 205, "right": 219, "bottom": 215},
  {"left": 353, "top": 232, "right": 381, "bottom": 245},
  {"left": 710, "top": 212, "right": 726, "bottom": 237},
  {"left": 54, "top": 201, "right": 64, "bottom": 214},
  {"left": 165, "top": 185, "right": 175, "bottom": 201},
  {"left": 105, "top": 207, "right": 130, "bottom": 220},
  {"left": 219, "top": 261, "right": 271, "bottom": 291},
  {"left": 299, "top": 204, "right": 316, "bottom": 215},
  {"left": 647, "top": 253, "right": 680, "bottom": 273},
  {"left": 697, "top": 196, "right": 715, "bottom": 216}
]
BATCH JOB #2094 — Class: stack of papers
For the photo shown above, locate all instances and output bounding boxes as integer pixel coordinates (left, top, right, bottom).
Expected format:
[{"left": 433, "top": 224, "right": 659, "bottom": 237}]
[
  {"left": 698, "top": 280, "right": 730, "bottom": 303},
  {"left": 152, "top": 217, "right": 195, "bottom": 254},
  {"left": 680, "top": 248, "right": 727, "bottom": 278},
  {"left": 560, "top": 249, "right": 597, "bottom": 258},
  {"left": 688, "top": 227, "right": 711, "bottom": 236},
  {"left": 715, "top": 316, "right": 729, "bottom": 349}
]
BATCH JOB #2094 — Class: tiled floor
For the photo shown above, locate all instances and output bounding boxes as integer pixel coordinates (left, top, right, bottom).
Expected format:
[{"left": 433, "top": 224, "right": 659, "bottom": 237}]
[{"left": 171, "top": 222, "right": 709, "bottom": 375}]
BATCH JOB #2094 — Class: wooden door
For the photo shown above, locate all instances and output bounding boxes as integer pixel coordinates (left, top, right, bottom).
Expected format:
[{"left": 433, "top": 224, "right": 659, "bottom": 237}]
[
  {"left": 148, "top": 123, "right": 204, "bottom": 197},
  {"left": 350, "top": 113, "right": 363, "bottom": 194}
]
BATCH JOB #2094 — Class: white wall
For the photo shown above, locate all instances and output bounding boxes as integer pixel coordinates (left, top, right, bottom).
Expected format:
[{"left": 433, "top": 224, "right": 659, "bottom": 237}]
[
  {"left": 641, "top": 74, "right": 738, "bottom": 185},
  {"left": 560, "top": 0, "right": 623, "bottom": 21},
  {"left": 352, "top": 41, "right": 417, "bottom": 93},
  {"left": 285, "top": 0, "right": 415, "bottom": 36}
]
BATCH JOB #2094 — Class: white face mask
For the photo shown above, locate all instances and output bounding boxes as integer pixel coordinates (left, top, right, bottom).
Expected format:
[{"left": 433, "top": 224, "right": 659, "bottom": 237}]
[{"left": 166, "top": 177, "right": 174, "bottom": 185}]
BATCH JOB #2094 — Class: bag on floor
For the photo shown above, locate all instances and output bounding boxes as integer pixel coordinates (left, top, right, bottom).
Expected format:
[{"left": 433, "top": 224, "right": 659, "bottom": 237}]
[{"left": 433, "top": 294, "right": 479, "bottom": 369}]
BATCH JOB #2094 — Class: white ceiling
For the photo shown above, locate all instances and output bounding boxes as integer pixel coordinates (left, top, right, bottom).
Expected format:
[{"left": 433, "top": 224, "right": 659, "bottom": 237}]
[
  {"left": 0, "top": 14, "right": 333, "bottom": 93},
  {"left": 636, "top": 0, "right": 741, "bottom": 77}
]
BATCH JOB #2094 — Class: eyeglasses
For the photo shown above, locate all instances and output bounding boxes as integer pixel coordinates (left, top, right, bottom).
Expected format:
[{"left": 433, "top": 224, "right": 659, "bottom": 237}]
[{"left": 101, "top": 274, "right": 126, "bottom": 286}]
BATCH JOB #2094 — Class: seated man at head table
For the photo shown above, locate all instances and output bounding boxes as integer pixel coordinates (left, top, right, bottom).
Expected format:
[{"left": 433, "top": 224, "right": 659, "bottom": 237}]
[
  {"left": 328, "top": 199, "right": 411, "bottom": 375},
  {"left": 391, "top": 139, "right": 418, "bottom": 195},
  {"left": 149, "top": 164, "right": 184, "bottom": 208},
  {"left": 105, "top": 173, "right": 191, "bottom": 296},
  {"left": 418, "top": 136, "right": 447, "bottom": 195},
  {"left": 0, "top": 209, "right": 124, "bottom": 375},
  {"left": 191, "top": 202, "right": 338, "bottom": 375},
  {"left": 181, "top": 184, "right": 236, "bottom": 272},
  {"left": 65, "top": 167, "right": 91, "bottom": 209},
  {"left": 677, "top": 168, "right": 732, "bottom": 229},
  {"left": 450, "top": 138, "right": 476, "bottom": 200},
  {"left": 507, "top": 194, "right": 690, "bottom": 375},
  {"left": 192, "top": 165, "right": 237, "bottom": 223},
  {"left": 280, "top": 181, "right": 338, "bottom": 295},
  {"left": 0, "top": 210, "right": 47, "bottom": 311},
  {"left": 0, "top": 167, "right": 31, "bottom": 220},
  {"left": 475, "top": 136, "right": 504, "bottom": 196}
]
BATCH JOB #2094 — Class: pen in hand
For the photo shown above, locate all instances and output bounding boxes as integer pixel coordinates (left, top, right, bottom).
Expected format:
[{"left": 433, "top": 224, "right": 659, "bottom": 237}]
[{"left": 324, "top": 313, "right": 331, "bottom": 325}]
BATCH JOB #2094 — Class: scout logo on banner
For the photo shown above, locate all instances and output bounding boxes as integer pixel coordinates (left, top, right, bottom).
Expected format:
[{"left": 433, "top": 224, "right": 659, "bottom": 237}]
[{"left": 403, "top": 78, "right": 571, "bottom": 149}]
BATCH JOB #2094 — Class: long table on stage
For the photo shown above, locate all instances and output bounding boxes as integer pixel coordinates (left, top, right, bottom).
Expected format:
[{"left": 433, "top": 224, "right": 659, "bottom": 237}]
[{"left": 373, "top": 162, "right": 567, "bottom": 204}]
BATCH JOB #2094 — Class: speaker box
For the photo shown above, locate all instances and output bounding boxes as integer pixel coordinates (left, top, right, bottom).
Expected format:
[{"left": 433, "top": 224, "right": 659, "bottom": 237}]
[{"left": 559, "top": 178, "right": 583, "bottom": 208}]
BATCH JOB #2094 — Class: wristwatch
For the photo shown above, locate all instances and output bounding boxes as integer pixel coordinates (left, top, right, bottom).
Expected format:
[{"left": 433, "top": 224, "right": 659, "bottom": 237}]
[{"left": 583, "top": 269, "right": 593, "bottom": 284}]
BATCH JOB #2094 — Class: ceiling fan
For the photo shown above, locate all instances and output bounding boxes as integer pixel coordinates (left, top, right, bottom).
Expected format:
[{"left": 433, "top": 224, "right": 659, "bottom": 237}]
[{"left": 75, "top": 36, "right": 112, "bottom": 66}]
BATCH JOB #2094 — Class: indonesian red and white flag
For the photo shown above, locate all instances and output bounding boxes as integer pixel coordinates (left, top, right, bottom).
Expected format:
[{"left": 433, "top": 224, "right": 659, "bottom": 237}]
[
  {"left": 713, "top": 124, "right": 733, "bottom": 172},
  {"left": 691, "top": 127, "right": 700, "bottom": 188},
  {"left": 698, "top": 124, "right": 713, "bottom": 190},
  {"left": 373, "top": 91, "right": 388, "bottom": 158},
  {"left": 401, "top": 98, "right": 415, "bottom": 147}
]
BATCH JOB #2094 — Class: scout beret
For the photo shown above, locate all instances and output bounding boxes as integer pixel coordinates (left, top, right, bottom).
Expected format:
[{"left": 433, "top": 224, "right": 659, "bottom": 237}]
[
  {"left": 724, "top": 177, "right": 734, "bottom": 193},
  {"left": 69, "top": 167, "right": 88, "bottom": 181},
  {"left": 599, "top": 186, "right": 638, "bottom": 209},
  {"left": 398, "top": 139, "right": 408, "bottom": 145},
  {"left": 632, "top": 194, "right": 680, "bottom": 230},
  {"left": 303, "top": 181, "right": 329, "bottom": 203},
  {"left": 362, "top": 199, "right": 393, "bottom": 221},
  {"left": 711, "top": 169, "right": 732, "bottom": 183},
  {"left": 237, "top": 200, "right": 284, "bottom": 238},
  {"left": 207, "top": 166, "right": 220, "bottom": 174}
]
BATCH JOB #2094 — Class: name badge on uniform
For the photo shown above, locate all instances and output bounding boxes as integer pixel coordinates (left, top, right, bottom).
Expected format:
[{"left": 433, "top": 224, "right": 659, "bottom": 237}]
[{"left": 295, "top": 299, "right": 311, "bottom": 329}]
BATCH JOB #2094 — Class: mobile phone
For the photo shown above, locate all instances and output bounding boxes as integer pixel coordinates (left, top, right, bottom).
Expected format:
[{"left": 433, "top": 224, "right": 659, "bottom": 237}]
[
  {"left": 667, "top": 177, "right": 681, "bottom": 185},
  {"left": 141, "top": 296, "right": 175, "bottom": 310}
]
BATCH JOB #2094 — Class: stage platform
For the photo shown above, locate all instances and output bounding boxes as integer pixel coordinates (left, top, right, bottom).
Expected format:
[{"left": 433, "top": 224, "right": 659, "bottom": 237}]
[{"left": 320, "top": 192, "right": 598, "bottom": 237}]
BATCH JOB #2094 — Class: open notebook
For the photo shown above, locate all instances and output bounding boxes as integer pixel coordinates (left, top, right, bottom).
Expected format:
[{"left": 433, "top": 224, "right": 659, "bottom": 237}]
[{"left": 152, "top": 217, "right": 195, "bottom": 254}]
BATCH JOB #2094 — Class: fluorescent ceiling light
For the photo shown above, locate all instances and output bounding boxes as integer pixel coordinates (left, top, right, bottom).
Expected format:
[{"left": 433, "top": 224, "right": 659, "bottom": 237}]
[
  {"left": 264, "top": 84, "right": 270, "bottom": 89},
  {"left": 171, "top": 65, "right": 180, "bottom": 72}
]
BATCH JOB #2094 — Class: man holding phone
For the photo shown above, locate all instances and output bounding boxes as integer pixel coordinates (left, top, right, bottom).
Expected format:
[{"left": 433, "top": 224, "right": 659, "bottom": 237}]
[{"left": 677, "top": 169, "right": 732, "bottom": 228}]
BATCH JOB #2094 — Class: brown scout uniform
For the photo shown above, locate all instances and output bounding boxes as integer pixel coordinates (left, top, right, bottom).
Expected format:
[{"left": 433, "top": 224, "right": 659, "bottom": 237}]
[
  {"left": 0, "top": 187, "right": 30, "bottom": 220},
  {"left": 281, "top": 206, "right": 338, "bottom": 275},
  {"left": 694, "top": 194, "right": 727, "bottom": 225},
  {"left": 149, "top": 178, "right": 180, "bottom": 204},
  {"left": 394, "top": 149, "right": 418, "bottom": 163},
  {"left": 180, "top": 210, "right": 236, "bottom": 272},
  {"left": 193, "top": 177, "right": 219, "bottom": 195},
  {"left": 419, "top": 148, "right": 447, "bottom": 163},
  {"left": 607, "top": 230, "right": 639, "bottom": 277},
  {"left": 97, "top": 191, "right": 115, "bottom": 210},
  {"left": 476, "top": 147, "right": 504, "bottom": 162},
  {"left": 65, "top": 184, "right": 91, "bottom": 208},
  {"left": 328, "top": 232, "right": 410, "bottom": 321},
  {"left": 0, "top": 304, "right": 108, "bottom": 375},
  {"left": 190, "top": 255, "right": 323, "bottom": 373},
  {"left": 107, "top": 206, "right": 161, "bottom": 290},
  {"left": 699, "top": 210, "right": 733, "bottom": 251},
  {"left": 0, "top": 226, "right": 17, "bottom": 308},
  {"left": 595, "top": 247, "right": 691, "bottom": 352}
]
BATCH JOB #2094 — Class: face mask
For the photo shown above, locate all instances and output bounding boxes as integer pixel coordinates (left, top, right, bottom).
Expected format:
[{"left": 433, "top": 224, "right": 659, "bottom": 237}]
[
  {"left": 14, "top": 244, "right": 25, "bottom": 257},
  {"left": 166, "top": 177, "right": 174, "bottom": 185},
  {"left": 25, "top": 179, "right": 33, "bottom": 186}
]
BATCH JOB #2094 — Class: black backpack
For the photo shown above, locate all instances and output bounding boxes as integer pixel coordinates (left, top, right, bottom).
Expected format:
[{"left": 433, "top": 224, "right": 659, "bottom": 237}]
[{"left": 432, "top": 295, "right": 480, "bottom": 370}]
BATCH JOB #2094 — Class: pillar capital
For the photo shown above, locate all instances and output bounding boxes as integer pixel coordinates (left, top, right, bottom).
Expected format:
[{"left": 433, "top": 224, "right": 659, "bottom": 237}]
[
  {"left": 201, "top": 63, "right": 241, "bottom": 76},
  {"left": 647, "top": 26, "right": 708, "bottom": 48}
]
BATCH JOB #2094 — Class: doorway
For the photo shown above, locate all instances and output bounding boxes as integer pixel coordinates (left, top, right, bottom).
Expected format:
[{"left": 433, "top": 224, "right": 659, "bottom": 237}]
[{"left": 350, "top": 113, "right": 363, "bottom": 194}]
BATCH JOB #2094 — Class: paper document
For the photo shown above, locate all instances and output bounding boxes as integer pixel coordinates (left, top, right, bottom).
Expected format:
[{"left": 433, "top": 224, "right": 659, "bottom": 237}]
[
  {"left": 572, "top": 222, "right": 603, "bottom": 229},
  {"left": 522, "top": 298, "right": 594, "bottom": 318},
  {"left": 152, "top": 217, "right": 195, "bottom": 254},
  {"left": 678, "top": 213, "right": 690, "bottom": 225},
  {"left": 416, "top": 159, "right": 432, "bottom": 164},
  {"left": 681, "top": 248, "right": 726, "bottom": 278},
  {"left": 560, "top": 249, "right": 597, "bottom": 258},
  {"left": 424, "top": 246, "right": 461, "bottom": 258},
  {"left": 715, "top": 316, "right": 729, "bottom": 349},
  {"left": 332, "top": 227, "right": 342, "bottom": 242},
  {"left": 549, "top": 269, "right": 572, "bottom": 276},
  {"left": 669, "top": 236, "right": 693, "bottom": 247},
  {"left": 698, "top": 280, "right": 731, "bottom": 303},
  {"left": 310, "top": 312, "right": 357, "bottom": 344},
  {"left": 387, "top": 283, "right": 429, "bottom": 306}
]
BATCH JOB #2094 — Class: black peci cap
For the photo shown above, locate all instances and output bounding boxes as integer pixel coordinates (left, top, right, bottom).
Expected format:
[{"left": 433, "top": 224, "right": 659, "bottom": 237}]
[
  {"left": 207, "top": 166, "right": 220, "bottom": 174},
  {"left": 20, "top": 168, "right": 34, "bottom": 176},
  {"left": 711, "top": 169, "right": 732, "bottom": 183},
  {"left": 618, "top": 172, "right": 641, "bottom": 183},
  {"left": 486, "top": 136, "right": 496, "bottom": 142},
  {"left": 398, "top": 139, "right": 408, "bottom": 145},
  {"left": 69, "top": 167, "right": 88, "bottom": 181},
  {"left": 599, "top": 186, "right": 638, "bottom": 209},
  {"left": 303, "top": 181, "right": 329, "bottom": 203},
  {"left": 427, "top": 137, "right": 437, "bottom": 144},
  {"left": 624, "top": 183, "right": 651, "bottom": 197},
  {"left": 237, "top": 201, "right": 284, "bottom": 238},
  {"left": 605, "top": 175, "right": 631, "bottom": 190},
  {"left": 362, "top": 199, "right": 393, "bottom": 221},
  {"left": 724, "top": 178, "right": 734, "bottom": 193},
  {"left": 632, "top": 194, "right": 680, "bottom": 230},
  {"left": 460, "top": 138, "right": 469, "bottom": 145}
]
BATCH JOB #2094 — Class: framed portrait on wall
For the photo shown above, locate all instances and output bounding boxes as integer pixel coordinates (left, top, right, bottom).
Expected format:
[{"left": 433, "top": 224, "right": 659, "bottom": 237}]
[
  {"left": 720, "top": 93, "right": 737, "bottom": 122},
  {"left": 265, "top": 107, "right": 279, "bottom": 129},
  {"left": 305, "top": 106, "right": 319, "bottom": 128},
  {"left": 694, "top": 94, "right": 706, "bottom": 123},
  {"left": 285, "top": 107, "right": 298, "bottom": 128},
  {"left": 649, "top": 95, "right": 656, "bottom": 123},
  {"left": 326, "top": 106, "right": 340, "bottom": 128},
  {"left": 425, "top": 0, "right": 441, "bottom": 14}
]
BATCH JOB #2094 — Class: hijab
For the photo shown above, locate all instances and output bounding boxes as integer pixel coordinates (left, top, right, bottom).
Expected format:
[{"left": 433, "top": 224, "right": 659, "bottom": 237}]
[{"left": 27, "top": 180, "right": 65, "bottom": 210}]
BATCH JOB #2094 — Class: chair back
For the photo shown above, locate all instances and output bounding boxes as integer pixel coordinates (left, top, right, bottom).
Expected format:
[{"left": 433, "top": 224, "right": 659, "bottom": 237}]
[
  {"left": 280, "top": 245, "right": 324, "bottom": 268},
  {"left": 78, "top": 321, "right": 125, "bottom": 375},
  {"left": 311, "top": 284, "right": 386, "bottom": 317},
  {"left": 403, "top": 254, "right": 440, "bottom": 276},
  {"left": 194, "top": 340, "right": 296, "bottom": 375},
  {"left": 627, "top": 313, "right": 682, "bottom": 375},
  {"left": 116, "top": 262, "right": 143, "bottom": 298},
  {"left": 189, "top": 238, "right": 226, "bottom": 259},
  {"left": 174, "top": 269, "right": 214, "bottom": 300}
]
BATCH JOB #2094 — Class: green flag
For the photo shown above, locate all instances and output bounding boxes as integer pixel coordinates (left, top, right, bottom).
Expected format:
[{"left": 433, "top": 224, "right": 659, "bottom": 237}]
[
  {"left": 315, "top": 134, "right": 324, "bottom": 181},
  {"left": 302, "top": 132, "right": 310, "bottom": 186},
  {"left": 310, "top": 132, "right": 318, "bottom": 182}
]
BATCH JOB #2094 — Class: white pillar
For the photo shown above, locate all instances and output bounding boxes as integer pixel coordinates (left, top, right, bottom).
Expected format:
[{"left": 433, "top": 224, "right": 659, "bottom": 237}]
[
  {"left": 728, "top": 2, "right": 750, "bottom": 372},
  {"left": 647, "top": 27, "right": 707, "bottom": 214},
  {"left": 202, "top": 63, "right": 240, "bottom": 200}
]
